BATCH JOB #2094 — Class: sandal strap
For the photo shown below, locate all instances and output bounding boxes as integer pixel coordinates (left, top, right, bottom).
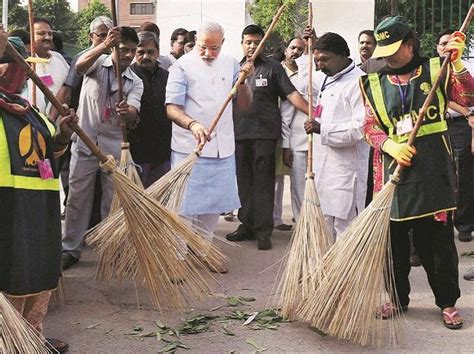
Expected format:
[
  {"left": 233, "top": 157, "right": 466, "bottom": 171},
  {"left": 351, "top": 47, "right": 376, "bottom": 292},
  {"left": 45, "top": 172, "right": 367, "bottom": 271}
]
[{"left": 442, "top": 310, "right": 460, "bottom": 322}]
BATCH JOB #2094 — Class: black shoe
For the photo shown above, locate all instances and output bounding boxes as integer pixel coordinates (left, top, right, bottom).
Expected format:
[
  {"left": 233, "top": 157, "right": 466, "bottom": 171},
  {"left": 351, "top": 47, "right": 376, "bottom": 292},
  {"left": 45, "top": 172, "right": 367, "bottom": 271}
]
[
  {"left": 61, "top": 253, "right": 79, "bottom": 271},
  {"left": 257, "top": 238, "right": 272, "bottom": 250},
  {"left": 226, "top": 227, "right": 254, "bottom": 241},
  {"left": 464, "top": 267, "right": 474, "bottom": 281},
  {"left": 45, "top": 337, "right": 69, "bottom": 353},
  {"left": 458, "top": 231, "right": 472, "bottom": 242},
  {"left": 275, "top": 224, "right": 292, "bottom": 231}
]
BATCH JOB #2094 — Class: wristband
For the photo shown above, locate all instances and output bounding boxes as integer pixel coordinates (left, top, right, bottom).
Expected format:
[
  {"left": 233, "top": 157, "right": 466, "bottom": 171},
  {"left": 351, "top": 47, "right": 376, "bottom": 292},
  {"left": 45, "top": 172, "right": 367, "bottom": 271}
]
[{"left": 187, "top": 120, "right": 197, "bottom": 130}]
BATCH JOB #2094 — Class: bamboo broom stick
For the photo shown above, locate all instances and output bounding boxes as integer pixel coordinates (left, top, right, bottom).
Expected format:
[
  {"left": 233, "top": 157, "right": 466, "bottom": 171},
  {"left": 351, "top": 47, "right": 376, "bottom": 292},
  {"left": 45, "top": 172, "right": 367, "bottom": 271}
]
[
  {"left": 273, "top": 1, "right": 333, "bottom": 319},
  {"left": 297, "top": 5, "right": 474, "bottom": 346},
  {"left": 27, "top": 0, "right": 36, "bottom": 106},
  {"left": 2, "top": 35, "right": 225, "bottom": 311}
]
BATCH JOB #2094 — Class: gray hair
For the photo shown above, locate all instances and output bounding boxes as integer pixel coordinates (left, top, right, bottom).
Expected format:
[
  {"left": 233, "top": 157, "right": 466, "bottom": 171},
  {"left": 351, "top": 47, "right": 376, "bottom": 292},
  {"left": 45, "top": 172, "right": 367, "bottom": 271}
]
[
  {"left": 197, "top": 22, "right": 224, "bottom": 37},
  {"left": 90, "top": 16, "right": 113, "bottom": 33},
  {"left": 137, "top": 31, "right": 160, "bottom": 50}
]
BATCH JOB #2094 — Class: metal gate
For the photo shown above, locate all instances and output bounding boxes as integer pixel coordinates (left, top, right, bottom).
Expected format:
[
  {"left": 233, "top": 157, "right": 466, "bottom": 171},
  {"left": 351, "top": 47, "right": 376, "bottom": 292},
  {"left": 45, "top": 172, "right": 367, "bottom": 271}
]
[{"left": 374, "top": 0, "right": 473, "bottom": 56}]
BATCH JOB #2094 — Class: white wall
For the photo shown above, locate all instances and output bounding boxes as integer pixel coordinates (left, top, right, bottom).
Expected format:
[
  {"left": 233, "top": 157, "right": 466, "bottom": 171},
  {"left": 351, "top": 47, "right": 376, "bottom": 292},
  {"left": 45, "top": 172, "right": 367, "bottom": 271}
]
[
  {"left": 156, "top": 0, "right": 250, "bottom": 60},
  {"left": 156, "top": 1, "right": 375, "bottom": 61},
  {"left": 313, "top": 0, "right": 375, "bottom": 62}
]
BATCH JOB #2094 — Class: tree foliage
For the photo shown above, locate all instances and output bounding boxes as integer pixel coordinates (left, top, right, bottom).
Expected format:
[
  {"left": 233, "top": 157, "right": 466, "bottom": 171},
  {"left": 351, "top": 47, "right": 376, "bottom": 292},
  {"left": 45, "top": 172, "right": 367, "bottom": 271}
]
[
  {"left": 248, "top": 0, "right": 308, "bottom": 54},
  {"left": 75, "top": 0, "right": 112, "bottom": 49},
  {"left": 5, "top": 0, "right": 78, "bottom": 44}
]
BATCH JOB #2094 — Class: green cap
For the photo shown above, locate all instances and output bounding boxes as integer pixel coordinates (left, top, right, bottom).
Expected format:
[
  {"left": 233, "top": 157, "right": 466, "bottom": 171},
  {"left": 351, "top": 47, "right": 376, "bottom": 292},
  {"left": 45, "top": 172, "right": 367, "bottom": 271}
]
[
  {"left": 0, "top": 36, "right": 28, "bottom": 63},
  {"left": 372, "top": 16, "right": 411, "bottom": 58}
]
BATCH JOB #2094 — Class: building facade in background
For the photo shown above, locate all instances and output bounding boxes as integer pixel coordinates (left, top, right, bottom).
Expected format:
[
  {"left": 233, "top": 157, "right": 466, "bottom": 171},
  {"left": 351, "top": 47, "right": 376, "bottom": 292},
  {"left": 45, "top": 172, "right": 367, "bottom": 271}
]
[{"left": 78, "top": 0, "right": 155, "bottom": 28}]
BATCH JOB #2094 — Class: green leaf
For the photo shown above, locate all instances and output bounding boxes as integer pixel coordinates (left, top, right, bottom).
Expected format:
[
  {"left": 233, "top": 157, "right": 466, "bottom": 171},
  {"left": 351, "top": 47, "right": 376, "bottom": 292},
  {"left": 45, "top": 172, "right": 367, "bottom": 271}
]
[
  {"left": 245, "top": 338, "right": 268, "bottom": 353},
  {"left": 223, "top": 324, "right": 235, "bottom": 336},
  {"left": 155, "top": 320, "right": 167, "bottom": 329},
  {"left": 227, "top": 296, "right": 240, "bottom": 306},
  {"left": 309, "top": 326, "right": 327, "bottom": 337},
  {"left": 158, "top": 342, "right": 178, "bottom": 353}
]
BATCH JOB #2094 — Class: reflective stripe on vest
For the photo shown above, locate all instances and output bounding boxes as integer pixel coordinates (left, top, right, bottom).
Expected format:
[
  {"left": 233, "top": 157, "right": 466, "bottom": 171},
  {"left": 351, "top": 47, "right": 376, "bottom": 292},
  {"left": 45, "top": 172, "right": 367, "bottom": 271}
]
[
  {"left": 0, "top": 113, "right": 60, "bottom": 191},
  {"left": 366, "top": 58, "right": 447, "bottom": 143}
]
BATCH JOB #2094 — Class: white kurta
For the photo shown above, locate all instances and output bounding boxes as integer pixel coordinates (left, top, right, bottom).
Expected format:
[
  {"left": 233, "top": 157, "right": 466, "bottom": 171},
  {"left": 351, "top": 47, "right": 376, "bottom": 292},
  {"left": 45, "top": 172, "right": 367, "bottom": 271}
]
[
  {"left": 165, "top": 49, "right": 241, "bottom": 215},
  {"left": 25, "top": 51, "right": 69, "bottom": 115},
  {"left": 296, "top": 56, "right": 369, "bottom": 220}
]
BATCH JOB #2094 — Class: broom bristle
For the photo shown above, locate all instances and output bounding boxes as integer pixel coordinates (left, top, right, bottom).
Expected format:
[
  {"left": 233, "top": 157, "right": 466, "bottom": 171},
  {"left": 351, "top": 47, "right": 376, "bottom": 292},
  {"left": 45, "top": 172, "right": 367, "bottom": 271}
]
[
  {"left": 147, "top": 151, "right": 199, "bottom": 212},
  {"left": 50, "top": 275, "right": 67, "bottom": 306},
  {"left": 0, "top": 293, "right": 51, "bottom": 353},
  {"left": 274, "top": 177, "right": 333, "bottom": 319},
  {"left": 109, "top": 144, "right": 144, "bottom": 214},
  {"left": 297, "top": 178, "right": 404, "bottom": 347},
  {"left": 93, "top": 158, "right": 226, "bottom": 310},
  {"left": 86, "top": 151, "right": 219, "bottom": 286}
]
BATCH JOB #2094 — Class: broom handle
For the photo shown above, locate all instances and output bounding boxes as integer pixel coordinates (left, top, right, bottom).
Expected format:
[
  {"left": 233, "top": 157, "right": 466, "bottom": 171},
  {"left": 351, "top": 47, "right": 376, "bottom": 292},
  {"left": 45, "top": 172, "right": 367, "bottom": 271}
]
[
  {"left": 205, "top": 3, "right": 287, "bottom": 140},
  {"left": 111, "top": 0, "right": 127, "bottom": 143},
  {"left": 392, "top": 3, "right": 474, "bottom": 178},
  {"left": 3, "top": 38, "right": 109, "bottom": 163},
  {"left": 306, "top": 1, "right": 314, "bottom": 177},
  {"left": 27, "top": 0, "right": 36, "bottom": 106}
]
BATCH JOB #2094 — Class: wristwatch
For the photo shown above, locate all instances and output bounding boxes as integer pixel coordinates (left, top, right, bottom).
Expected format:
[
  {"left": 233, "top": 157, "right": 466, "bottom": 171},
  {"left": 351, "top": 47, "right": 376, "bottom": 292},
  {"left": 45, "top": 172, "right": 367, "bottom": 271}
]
[{"left": 465, "top": 110, "right": 474, "bottom": 119}]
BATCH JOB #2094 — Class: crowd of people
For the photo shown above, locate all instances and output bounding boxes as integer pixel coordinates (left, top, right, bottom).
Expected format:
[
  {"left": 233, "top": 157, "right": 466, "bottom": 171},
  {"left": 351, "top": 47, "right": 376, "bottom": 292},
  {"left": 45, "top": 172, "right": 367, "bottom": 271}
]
[{"left": 0, "top": 12, "right": 473, "bottom": 352}]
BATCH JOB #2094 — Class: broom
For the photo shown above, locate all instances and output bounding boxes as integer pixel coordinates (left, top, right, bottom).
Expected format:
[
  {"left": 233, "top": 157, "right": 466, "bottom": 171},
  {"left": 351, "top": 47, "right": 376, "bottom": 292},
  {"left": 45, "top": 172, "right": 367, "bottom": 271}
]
[
  {"left": 144, "top": 2, "right": 288, "bottom": 212},
  {"left": 274, "top": 1, "right": 333, "bottom": 320},
  {"left": 108, "top": 0, "right": 145, "bottom": 214},
  {"left": 86, "top": 3, "right": 288, "bottom": 281},
  {"left": 2, "top": 36, "right": 226, "bottom": 311},
  {"left": 27, "top": 0, "right": 37, "bottom": 107},
  {"left": 0, "top": 293, "right": 52, "bottom": 353},
  {"left": 297, "top": 6, "right": 474, "bottom": 346}
]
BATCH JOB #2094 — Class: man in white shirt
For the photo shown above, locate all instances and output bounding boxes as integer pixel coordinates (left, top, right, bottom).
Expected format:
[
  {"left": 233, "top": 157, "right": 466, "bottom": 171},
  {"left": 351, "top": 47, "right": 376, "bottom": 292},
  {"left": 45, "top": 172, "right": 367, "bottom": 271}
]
[
  {"left": 280, "top": 37, "right": 307, "bottom": 220},
  {"left": 26, "top": 18, "right": 69, "bottom": 115},
  {"left": 168, "top": 27, "right": 188, "bottom": 64},
  {"left": 302, "top": 31, "right": 369, "bottom": 239},
  {"left": 166, "top": 22, "right": 253, "bottom": 272},
  {"left": 61, "top": 27, "right": 143, "bottom": 270}
]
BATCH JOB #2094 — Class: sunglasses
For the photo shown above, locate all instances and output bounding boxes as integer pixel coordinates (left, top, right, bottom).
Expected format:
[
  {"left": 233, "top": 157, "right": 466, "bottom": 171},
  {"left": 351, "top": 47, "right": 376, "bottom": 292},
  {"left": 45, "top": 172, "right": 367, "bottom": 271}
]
[{"left": 93, "top": 32, "right": 108, "bottom": 39}]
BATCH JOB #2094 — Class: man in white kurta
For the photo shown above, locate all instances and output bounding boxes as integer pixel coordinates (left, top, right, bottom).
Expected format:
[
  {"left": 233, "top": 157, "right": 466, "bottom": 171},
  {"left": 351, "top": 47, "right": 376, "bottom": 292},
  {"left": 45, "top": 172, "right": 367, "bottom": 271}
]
[
  {"left": 25, "top": 18, "right": 69, "bottom": 115},
  {"left": 165, "top": 22, "right": 252, "bottom": 271},
  {"left": 280, "top": 37, "right": 308, "bottom": 221},
  {"left": 300, "top": 31, "right": 369, "bottom": 239}
]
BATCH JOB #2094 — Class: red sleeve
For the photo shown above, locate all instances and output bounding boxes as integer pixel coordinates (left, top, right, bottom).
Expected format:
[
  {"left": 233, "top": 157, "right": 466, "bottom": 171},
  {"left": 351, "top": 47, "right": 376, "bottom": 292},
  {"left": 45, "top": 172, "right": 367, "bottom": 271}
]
[
  {"left": 363, "top": 104, "right": 388, "bottom": 194},
  {"left": 447, "top": 68, "right": 474, "bottom": 107},
  {"left": 363, "top": 104, "right": 388, "bottom": 151}
]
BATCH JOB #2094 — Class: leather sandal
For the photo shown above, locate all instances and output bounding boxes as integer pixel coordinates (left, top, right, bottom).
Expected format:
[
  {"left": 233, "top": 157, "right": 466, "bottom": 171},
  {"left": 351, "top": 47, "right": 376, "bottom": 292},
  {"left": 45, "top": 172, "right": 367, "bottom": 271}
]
[
  {"left": 45, "top": 337, "right": 69, "bottom": 353},
  {"left": 442, "top": 309, "right": 463, "bottom": 330},
  {"left": 377, "top": 303, "right": 408, "bottom": 319}
]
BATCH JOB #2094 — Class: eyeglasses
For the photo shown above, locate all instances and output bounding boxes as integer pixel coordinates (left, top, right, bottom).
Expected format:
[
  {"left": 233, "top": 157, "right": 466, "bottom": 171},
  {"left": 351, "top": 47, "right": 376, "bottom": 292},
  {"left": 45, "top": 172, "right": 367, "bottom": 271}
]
[{"left": 92, "top": 32, "right": 108, "bottom": 39}]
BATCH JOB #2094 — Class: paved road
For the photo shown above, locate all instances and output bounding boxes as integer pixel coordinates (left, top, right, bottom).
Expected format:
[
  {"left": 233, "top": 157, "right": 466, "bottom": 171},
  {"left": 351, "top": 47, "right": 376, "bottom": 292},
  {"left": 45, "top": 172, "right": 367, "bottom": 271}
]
[{"left": 47, "top": 178, "right": 474, "bottom": 353}]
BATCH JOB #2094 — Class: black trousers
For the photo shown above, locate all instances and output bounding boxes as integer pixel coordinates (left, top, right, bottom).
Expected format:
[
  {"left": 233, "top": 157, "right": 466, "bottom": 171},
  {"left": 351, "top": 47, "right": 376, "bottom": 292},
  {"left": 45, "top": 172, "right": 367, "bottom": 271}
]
[
  {"left": 390, "top": 216, "right": 460, "bottom": 309},
  {"left": 235, "top": 139, "right": 277, "bottom": 240},
  {"left": 448, "top": 117, "right": 474, "bottom": 233}
]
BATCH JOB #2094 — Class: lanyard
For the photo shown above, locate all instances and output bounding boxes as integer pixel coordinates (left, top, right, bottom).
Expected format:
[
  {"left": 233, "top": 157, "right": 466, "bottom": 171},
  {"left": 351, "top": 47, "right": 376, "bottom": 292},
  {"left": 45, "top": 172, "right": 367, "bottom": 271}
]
[
  {"left": 319, "top": 65, "right": 356, "bottom": 97},
  {"left": 395, "top": 70, "right": 415, "bottom": 113}
]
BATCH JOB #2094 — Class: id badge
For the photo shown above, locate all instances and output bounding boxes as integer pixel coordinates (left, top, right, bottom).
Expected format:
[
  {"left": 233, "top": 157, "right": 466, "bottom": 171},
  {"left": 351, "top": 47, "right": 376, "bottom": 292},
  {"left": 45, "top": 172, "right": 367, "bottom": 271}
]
[
  {"left": 396, "top": 116, "right": 413, "bottom": 135},
  {"left": 40, "top": 74, "right": 54, "bottom": 88},
  {"left": 37, "top": 158, "right": 54, "bottom": 179},
  {"left": 313, "top": 104, "right": 323, "bottom": 118},
  {"left": 103, "top": 105, "right": 112, "bottom": 121},
  {"left": 255, "top": 75, "right": 268, "bottom": 87}
]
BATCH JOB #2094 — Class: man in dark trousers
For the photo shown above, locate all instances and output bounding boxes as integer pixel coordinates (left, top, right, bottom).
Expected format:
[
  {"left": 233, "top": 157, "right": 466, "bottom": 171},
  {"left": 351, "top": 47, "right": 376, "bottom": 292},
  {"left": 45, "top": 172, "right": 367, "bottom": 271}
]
[
  {"left": 130, "top": 31, "right": 171, "bottom": 187},
  {"left": 227, "top": 24, "right": 308, "bottom": 250}
]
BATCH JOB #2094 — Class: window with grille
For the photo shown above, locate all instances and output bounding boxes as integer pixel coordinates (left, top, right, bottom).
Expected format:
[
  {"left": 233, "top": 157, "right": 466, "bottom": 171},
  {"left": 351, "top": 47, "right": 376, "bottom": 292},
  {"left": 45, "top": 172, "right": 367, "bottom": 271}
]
[{"left": 130, "top": 3, "right": 154, "bottom": 15}]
